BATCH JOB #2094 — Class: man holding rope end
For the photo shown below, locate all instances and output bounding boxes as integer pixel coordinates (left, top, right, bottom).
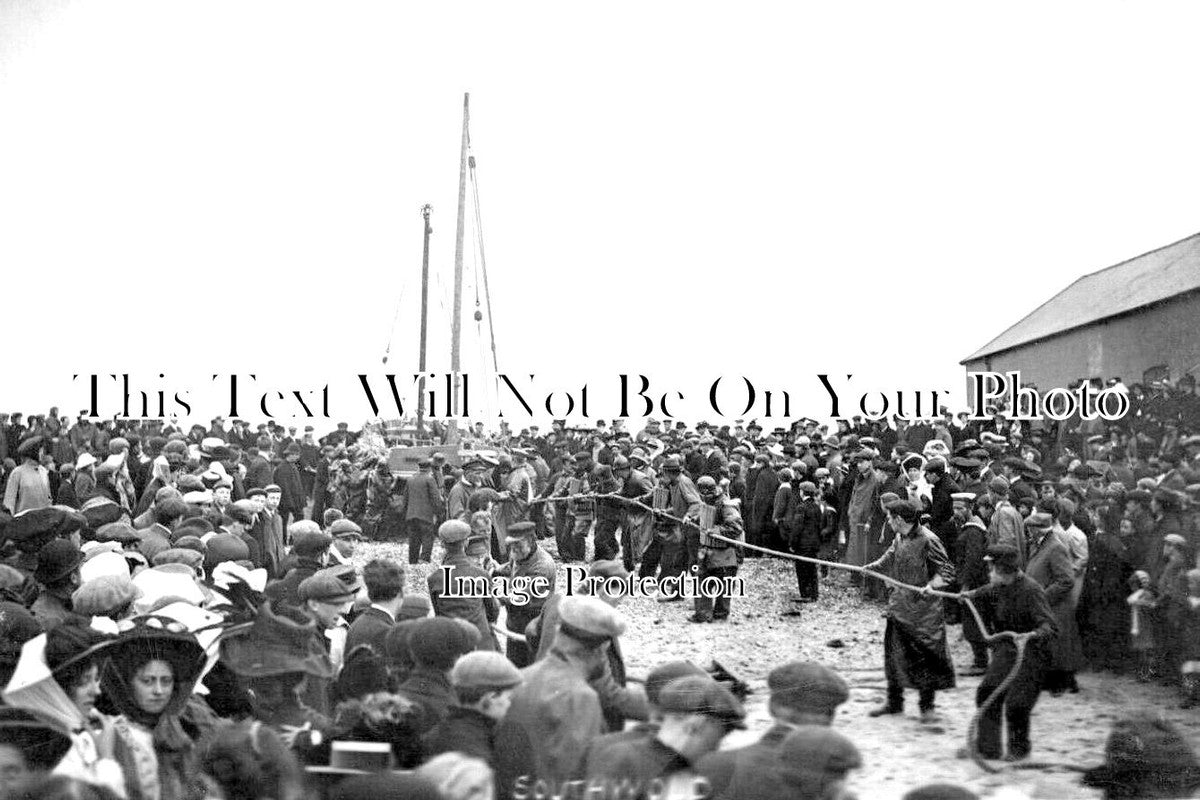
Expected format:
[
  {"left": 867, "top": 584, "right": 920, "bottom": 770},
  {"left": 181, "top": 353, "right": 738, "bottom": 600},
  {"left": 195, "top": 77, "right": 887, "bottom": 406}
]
[
  {"left": 864, "top": 498, "right": 957, "bottom": 724},
  {"left": 960, "top": 544, "right": 1058, "bottom": 763}
]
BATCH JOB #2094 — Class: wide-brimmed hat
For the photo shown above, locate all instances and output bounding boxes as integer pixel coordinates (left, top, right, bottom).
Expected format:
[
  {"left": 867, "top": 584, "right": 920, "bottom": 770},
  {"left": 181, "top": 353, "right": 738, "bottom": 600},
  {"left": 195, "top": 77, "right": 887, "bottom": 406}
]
[
  {"left": 4, "top": 507, "right": 88, "bottom": 552},
  {"left": 101, "top": 617, "right": 206, "bottom": 719},
  {"left": 220, "top": 602, "right": 334, "bottom": 679}
]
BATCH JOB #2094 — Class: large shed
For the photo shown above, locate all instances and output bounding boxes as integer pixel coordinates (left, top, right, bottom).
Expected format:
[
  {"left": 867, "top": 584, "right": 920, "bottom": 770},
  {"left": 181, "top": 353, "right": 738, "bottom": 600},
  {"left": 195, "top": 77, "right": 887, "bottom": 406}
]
[{"left": 961, "top": 232, "right": 1200, "bottom": 389}]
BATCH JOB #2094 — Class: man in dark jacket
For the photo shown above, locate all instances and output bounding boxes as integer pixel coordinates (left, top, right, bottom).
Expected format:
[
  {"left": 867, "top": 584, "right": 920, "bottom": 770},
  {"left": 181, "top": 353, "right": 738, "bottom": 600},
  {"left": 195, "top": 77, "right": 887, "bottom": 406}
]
[
  {"left": 346, "top": 558, "right": 405, "bottom": 657},
  {"left": 428, "top": 520, "right": 499, "bottom": 650},
  {"left": 961, "top": 544, "right": 1059, "bottom": 762},
  {"left": 924, "top": 459, "right": 961, "bottom": 560},
  {"left": 785, "top": 481, "right": 824, "bottom": 601},
  {"left": 492, "top": 522, "right": 555, "bottom": 667},
  {"left": 273, "top": 444, "right": 307, "bottom": 528},
  {"left": 406, "top": 459, "right": 444, "bottom": 564},
  {"left": 696, "top": 661, "right": 848, "bottom": 799},
  {"left": 424, "top": 651, "right": 523, "bottom": 769},
  {"left": 398, "top": 617, "right": 481, "bottom": 734}
]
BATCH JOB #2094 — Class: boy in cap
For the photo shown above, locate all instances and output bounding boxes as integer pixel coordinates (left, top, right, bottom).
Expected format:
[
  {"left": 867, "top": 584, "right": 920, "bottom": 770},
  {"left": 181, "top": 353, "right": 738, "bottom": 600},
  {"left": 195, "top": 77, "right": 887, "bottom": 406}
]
[
  {"left": 958, "top": 545, "right": 1058, "bottom": 762},
  {"left": 696, "top": 661, "right": 848, "bottom": 798},
  {"left": 423, "top": 651, "right": 523, "bottom": 766}
]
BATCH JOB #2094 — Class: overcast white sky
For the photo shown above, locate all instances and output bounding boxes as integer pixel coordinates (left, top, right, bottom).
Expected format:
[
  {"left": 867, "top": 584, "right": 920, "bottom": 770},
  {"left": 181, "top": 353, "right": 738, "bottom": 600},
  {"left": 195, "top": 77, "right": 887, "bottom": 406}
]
[{"left": 3, "top": 1, "right": 1200, "bottom": 433}]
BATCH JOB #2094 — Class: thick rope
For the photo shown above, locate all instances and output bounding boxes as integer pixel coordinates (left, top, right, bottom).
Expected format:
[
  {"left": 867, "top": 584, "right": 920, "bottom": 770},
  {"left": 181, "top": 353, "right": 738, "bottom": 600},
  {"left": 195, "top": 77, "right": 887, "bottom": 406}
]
[{"left": 528, "top": 490, "right": 1028, "bottom": 772}]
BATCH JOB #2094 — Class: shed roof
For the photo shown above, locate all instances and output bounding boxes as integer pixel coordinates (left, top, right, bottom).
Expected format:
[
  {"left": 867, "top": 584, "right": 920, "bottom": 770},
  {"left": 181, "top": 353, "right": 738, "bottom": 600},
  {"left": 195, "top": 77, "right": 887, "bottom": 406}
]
[{"left": 962, "top": 231, "right": 1200, "bottom": 363}]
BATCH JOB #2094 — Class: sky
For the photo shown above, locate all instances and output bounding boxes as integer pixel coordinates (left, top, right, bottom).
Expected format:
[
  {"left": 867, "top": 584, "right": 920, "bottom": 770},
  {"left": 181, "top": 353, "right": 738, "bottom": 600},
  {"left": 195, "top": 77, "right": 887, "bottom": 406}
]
[{"left": 3, "top": 1, "right": 1200, "bottom": 434}]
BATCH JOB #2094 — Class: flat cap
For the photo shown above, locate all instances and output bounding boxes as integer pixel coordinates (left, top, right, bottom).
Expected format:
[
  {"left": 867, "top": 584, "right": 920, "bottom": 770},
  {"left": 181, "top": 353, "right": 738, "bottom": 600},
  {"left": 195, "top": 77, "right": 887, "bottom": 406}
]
[
  {"left": 203, "top": 533, "right": 250, "bottom": 569},
  {"left": 767, "top": 661, "right": 850, "bottom": 714},
  {"left": 292, "top": 529, "right": 334, "bottom": 557},
  {"left": 408, "top": 617, "right": 480, "bottom": 670},
  {"left": 153, "top": 548, "right": 204, "bottom": 571},
  {"left": 15, "top": 436, "right": 44, "bottom": 457},
  {"left": 777, "top": 725, "right": 862, "bottom": 775},
  {"left": 948, "top": 456, "right": 982, "bottom": 470},
  {"left": 450, "top": 651, "right": 523, "bottom": 690},
  {"left": 983, "top": 544, "right": 1020, "bottom": 572},
  {"left": 329, "top": 519, "right": 364, "bottom": 540},
  {"left": 644, "top": 661, "right": 709, "bottom": 706},
  {"left": 438, "top": 520, "right": 472, "bottom": 543},
  {"left": 505, "top": 521, "right": 537, "bottom": 540},
  {"left": 94, "top": 522, "right": 140, "bottom": 545},
  {"left": 557, "top": 595, "right": 626, "bottom": 643},
  {"left": 657, "top": 675, "right": 746, "bottom": 729},
  {"left": 987, "top": 476, "right": 1010, "bottom": 494},
  {"left": 72, "top": 574, "right": 141, "bottom": 617},
  {"left": 1024, "top": 511, "right": 1054, "bottom": 530},
  {"left": 298, "top": 572, "right": 357, "bottom": 605}
]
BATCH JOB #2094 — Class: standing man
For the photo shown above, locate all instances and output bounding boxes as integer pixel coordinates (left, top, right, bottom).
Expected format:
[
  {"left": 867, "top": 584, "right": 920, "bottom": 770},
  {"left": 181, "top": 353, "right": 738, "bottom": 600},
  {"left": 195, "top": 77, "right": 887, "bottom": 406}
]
[
  {"left": 690, "top": 476, "right": 744, "bottom": 624},
  {"left": 492, "top": 521, "right": 555, "bottom": 667},
  {"left": 427, "top": 520, "right": 499, "bottom": 650},
  {"left": 615, "top": 454, "right": 654, "bottom": 573},
  {"left": 639, "top": 456, "right": 702, "bottom": 603},
  {"left": 4, "top": 438, "right": 51, "bottom": 515},
  {"left": 864, "top": 500, "right": 957, "bottom": 723},
  {"left": 273, "top": 443, "right": 307, "bottom": 528},
  {"left": 961, "top": 545, "right": 1058, "bottom": 762},
  {"left": 406, "top": 459, "right": 444, "bottom": 564},
  {"left": 844, "top": 450, "right": 884, "bottom": 598},
  {"left": 494, "top": 596, "right": 623, "bottom": 796},
  {"left": 988, "top": 477, "right": 1027, "bottom": 567},
  {"left": 952, "top": 492, "right": 991, "bottom": 676}
]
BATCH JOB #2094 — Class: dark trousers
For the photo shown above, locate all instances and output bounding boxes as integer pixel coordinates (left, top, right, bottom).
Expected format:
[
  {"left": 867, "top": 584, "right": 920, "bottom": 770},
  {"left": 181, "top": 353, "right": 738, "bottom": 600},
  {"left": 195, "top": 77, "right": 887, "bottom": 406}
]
[
  {"left": 620, "top": 519, "right": 637, "bottom": 573},
  {"left": 407, "top": 519, "right": 436, "bottom": 563},
  {"left": 594, "top": 517, "right": 620, "bottom": 562},
  {"left": 553, "top": 508, "right": 573, "bottom": 560},
  {"left": 568, "top": 516, "right": 592, "bottom": 562},
  {"left": 976, "top": 652, "right": 1044, "bottom": 759},
  {"left": 793, "top": 551, "right": 819, "bottom": 599},
  {"left": 639, "top": 530, "right": 685, "bottom": 596},
  {"left": 886, "top": 685, "right": 937, "bottom": 712},
  {"left": 693, "top": 564, "right": 738, "bottom": 621}
]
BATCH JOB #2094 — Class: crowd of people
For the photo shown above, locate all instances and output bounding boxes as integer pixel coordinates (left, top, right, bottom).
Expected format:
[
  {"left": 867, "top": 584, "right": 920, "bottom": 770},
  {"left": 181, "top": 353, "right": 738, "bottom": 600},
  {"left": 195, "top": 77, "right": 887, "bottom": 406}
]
[{"left": 1, "top": 376, "right": 1200, "bottom": 800}]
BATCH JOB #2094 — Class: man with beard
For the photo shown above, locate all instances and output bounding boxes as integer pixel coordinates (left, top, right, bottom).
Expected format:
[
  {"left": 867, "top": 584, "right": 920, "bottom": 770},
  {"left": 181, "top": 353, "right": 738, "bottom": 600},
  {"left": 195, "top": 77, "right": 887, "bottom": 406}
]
[{"left": 864, "top": 500, "right": 956, "bottom": 724}]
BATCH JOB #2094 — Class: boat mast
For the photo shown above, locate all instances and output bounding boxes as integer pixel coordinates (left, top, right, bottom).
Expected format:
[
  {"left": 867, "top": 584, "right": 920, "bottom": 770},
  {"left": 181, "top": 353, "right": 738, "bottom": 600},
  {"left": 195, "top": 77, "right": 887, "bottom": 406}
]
[
  {"left": 416, "top": 203, "right": 432, "bottom": 437},
  {"left": 448, "top": 92, "right": 469, "bottom": 442}
]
